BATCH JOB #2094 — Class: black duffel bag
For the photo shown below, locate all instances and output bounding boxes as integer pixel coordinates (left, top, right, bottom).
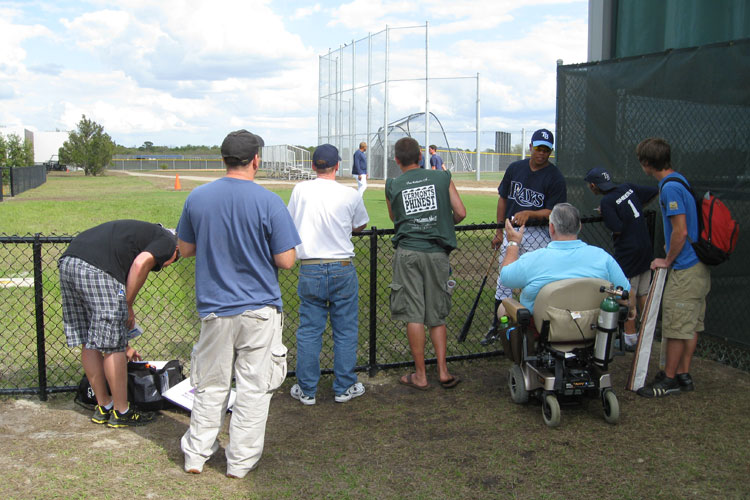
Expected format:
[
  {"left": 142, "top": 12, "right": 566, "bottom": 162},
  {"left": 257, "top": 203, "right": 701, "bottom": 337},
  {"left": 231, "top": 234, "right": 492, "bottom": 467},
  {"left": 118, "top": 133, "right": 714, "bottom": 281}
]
[{"left": 74, "top": 360, "right": 184, "bottom": 411}]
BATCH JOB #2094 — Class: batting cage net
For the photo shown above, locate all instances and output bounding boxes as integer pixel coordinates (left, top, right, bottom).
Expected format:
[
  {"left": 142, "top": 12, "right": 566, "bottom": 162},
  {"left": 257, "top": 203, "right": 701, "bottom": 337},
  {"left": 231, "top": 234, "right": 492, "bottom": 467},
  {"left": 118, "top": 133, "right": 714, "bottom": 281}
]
[{"left": 369, "top": 112, "right": 455, "bottom": 179}]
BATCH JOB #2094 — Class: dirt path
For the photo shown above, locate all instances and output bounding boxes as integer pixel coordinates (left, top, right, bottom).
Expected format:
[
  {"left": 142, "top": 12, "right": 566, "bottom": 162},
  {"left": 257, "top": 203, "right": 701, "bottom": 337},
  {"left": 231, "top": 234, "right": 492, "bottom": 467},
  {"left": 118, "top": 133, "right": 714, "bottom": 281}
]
[{"left": 116, "top": 170, "right": 500, "bottom": 193}]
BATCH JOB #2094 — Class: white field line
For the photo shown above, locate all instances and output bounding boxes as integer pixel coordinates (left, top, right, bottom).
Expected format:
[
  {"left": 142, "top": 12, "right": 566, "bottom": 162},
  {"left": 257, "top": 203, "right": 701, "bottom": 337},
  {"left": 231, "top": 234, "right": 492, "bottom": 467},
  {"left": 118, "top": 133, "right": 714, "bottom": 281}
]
[{"left": 0, "top": 277, "right": 34, "bottom": 288}]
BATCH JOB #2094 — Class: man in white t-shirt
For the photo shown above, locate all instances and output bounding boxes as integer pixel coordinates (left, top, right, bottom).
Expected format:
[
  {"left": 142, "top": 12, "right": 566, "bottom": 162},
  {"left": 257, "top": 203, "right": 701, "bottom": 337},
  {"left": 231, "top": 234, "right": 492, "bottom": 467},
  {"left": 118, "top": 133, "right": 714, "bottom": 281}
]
[{"left": 287, "top": 144, "right": 370, "bottom": 405}]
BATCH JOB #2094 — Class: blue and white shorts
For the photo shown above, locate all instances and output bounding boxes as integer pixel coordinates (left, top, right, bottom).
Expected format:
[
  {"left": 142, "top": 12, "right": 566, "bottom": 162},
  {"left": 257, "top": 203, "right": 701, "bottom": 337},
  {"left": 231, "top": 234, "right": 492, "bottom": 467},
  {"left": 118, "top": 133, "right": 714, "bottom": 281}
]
[{"left": 58, "top": 256, "right": 128, "bottom": 353}]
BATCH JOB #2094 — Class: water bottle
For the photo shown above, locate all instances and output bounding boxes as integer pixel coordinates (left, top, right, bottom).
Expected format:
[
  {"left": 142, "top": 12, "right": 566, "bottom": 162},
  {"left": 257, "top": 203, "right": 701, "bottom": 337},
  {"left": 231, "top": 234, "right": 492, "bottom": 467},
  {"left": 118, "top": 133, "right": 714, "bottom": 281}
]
[{"left": 499, "top": 315, "right": 509, "bottom": 337}]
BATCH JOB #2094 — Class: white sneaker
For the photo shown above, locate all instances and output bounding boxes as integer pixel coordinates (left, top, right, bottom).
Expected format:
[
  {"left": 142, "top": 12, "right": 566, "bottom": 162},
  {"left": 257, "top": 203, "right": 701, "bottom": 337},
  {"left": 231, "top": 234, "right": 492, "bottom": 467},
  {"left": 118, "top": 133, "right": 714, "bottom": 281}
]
[
  {"left": 334, "top": 382, "right": 365, "bottom": 403},
  {"left": 290, "top": 384, "right": 316, "bottom": 405}
]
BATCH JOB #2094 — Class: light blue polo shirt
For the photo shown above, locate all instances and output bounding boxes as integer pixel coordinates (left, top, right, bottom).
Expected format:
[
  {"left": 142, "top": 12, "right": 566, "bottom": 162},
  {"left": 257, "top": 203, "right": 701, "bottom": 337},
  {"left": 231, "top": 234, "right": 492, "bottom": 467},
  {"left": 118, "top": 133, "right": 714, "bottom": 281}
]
[{"left": 500, "top": 240, "right": 630, "bottom": 313}]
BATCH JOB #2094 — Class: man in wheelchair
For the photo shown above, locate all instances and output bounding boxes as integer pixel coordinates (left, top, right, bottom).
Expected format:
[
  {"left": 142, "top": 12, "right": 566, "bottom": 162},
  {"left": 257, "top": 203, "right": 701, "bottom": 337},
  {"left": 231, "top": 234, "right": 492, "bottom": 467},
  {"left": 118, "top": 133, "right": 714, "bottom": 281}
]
[{"left": 498, "top": 203, "right": 631, "bottom": 426}]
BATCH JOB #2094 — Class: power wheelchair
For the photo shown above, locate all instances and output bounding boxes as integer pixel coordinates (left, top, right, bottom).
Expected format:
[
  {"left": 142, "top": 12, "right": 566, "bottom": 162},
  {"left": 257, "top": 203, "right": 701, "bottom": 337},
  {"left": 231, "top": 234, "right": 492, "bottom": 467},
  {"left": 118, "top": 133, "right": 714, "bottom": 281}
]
[{"left": 500, "top": 278, "right": 628, "bottom": 427}]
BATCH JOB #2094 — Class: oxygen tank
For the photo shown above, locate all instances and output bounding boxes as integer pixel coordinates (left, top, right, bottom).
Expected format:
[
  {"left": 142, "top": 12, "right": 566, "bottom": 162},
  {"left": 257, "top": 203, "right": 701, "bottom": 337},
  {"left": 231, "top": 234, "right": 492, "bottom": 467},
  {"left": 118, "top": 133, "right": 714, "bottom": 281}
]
[{"left": 594, "top": 295, "right": 619, "bottom": 367}]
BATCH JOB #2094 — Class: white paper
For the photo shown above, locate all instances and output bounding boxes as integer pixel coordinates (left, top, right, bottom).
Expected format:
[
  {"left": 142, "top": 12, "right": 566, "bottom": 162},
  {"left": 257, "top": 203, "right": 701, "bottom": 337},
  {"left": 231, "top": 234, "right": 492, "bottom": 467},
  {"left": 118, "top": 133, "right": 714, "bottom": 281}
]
[{"left": 162, "top": 378, "right": 237, "bottom": 412}]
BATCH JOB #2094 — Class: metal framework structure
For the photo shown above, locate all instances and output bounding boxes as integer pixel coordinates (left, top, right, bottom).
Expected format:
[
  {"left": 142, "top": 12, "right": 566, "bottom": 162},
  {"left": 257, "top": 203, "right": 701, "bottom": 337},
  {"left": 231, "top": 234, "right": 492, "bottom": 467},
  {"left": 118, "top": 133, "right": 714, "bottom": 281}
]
[{"left": 318, "top": 23, "right": 481, "bottom": 180}]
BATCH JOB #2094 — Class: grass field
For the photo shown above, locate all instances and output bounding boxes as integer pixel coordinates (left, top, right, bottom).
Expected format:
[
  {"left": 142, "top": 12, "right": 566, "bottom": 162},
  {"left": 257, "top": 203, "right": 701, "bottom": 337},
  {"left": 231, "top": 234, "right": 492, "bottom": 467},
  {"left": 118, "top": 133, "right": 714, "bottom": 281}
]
[{"left": 0, "top": 170, "right": 499, "bottom": 234}]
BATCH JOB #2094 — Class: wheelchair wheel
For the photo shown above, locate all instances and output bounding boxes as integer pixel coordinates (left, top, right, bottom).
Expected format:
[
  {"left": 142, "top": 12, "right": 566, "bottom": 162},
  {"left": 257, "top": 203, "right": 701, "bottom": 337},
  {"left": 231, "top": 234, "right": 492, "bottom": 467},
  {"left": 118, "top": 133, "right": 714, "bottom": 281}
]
[
  {"left": 602, "top": 389, "right": 620, "bottom": 424},
  {"left": 542, "top": 394, "right": 561, "bottom": 427},
  {"left": 508, "top": 364, "right": 529, "bottom": 404}
]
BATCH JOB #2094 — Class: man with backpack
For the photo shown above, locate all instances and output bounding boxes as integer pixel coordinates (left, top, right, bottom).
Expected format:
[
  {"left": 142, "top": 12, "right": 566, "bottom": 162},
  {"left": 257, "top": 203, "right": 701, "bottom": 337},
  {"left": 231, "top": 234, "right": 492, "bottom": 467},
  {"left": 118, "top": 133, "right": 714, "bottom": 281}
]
[{"left": 636, "top": 138, "right": 710, "bottom": 398}]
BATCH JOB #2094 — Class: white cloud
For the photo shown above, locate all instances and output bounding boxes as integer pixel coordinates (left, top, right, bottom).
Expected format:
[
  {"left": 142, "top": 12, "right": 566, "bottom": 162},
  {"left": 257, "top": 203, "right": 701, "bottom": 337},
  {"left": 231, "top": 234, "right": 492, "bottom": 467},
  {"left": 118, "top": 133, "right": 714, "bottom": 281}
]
[
  {"left": 0, "top": 9, "right": 54, "bottom": 76},
  {"left": 0, "top": 0, "right": 588, "bottom": 148},
  {"left": 61, "top": 1, "right": 315, "bottom": 87},
  {"left": 292, "top": 3, "right": 321, "bottom": 20}
]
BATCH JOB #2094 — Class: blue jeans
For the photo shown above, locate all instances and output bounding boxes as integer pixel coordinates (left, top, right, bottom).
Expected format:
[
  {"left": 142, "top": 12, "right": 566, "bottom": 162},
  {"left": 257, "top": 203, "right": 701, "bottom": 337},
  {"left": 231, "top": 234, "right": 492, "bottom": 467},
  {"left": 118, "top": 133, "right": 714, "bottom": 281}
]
[{"left": 296, "top": 262, "right": 359, "bottom": 396}]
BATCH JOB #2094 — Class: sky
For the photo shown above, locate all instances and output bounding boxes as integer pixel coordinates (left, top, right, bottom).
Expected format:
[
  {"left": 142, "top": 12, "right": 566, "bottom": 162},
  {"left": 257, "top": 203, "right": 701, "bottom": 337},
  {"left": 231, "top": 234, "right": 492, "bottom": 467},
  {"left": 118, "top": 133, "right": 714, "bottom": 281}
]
[{"left": 0, "top": 0, "right": 589, "bottom": 148}]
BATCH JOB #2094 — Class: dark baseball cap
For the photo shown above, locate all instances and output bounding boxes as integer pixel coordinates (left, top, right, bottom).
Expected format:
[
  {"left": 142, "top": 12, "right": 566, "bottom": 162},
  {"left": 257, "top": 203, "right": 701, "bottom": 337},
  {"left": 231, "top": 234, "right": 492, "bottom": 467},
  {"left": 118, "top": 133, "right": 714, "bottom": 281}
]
[
  {"left": 221, "top": 130, "right": 264, "bottom": 163},
  {"left": 312, "top": 144, "right": 341, "bottom": 169},
  {"left": 584, "top": 166, "right": 617, "bottom": 192},
  {"left": 531, "top": 128, "right": 554, "bottom": 149}
]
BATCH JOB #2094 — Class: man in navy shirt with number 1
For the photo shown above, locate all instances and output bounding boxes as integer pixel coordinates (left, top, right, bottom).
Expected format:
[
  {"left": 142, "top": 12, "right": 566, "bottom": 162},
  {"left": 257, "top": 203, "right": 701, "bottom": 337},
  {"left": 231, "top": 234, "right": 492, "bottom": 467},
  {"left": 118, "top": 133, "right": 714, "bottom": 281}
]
[
  {"left": 585, "top": 166, "right": 657, "bottom": 351},
  {"left": 485, "top": 128, "right": 566, "bottom": 344}
]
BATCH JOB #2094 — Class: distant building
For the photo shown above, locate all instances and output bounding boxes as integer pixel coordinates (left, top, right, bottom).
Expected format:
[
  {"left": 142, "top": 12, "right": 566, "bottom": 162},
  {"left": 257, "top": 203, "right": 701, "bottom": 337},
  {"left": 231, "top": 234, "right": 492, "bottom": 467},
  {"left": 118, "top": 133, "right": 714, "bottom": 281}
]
[
  {"left": 33, "top": 131, "right": 68, "bottom": 164},
  {"left": 0, "top": 127, "right": 68, "bottom": 164}
]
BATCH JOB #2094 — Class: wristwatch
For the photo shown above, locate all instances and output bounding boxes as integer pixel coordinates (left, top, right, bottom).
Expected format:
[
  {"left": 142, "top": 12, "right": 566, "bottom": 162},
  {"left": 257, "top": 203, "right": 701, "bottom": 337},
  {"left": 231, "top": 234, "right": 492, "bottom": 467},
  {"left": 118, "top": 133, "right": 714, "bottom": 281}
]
[{"left": 507, "top": 241, "right": 519, "bottom": 247}]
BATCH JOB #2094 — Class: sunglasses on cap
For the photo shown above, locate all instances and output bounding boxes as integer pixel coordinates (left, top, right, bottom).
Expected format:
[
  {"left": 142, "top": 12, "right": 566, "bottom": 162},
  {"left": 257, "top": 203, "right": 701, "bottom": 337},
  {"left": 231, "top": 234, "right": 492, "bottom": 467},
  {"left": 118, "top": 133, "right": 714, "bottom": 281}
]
[{"left": 533, "top": 145, "right": 552, "bottom": 153}]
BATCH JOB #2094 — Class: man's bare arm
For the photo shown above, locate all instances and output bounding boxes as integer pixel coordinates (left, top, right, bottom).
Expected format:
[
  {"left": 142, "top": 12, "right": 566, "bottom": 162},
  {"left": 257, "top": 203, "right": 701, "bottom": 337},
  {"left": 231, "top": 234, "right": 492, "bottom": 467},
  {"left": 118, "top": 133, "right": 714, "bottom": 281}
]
[
  {"left": 449, "top": 180, "right": 466, "bottom": 224},
  {"left": 274, "top": 248, "right": 297, "bottom": 269},
  {"left": 125, "top": 251, "right": 156, "bottom": 329},
  {"left": 178, "top": 239, "right": 196, "bottom": 258}
]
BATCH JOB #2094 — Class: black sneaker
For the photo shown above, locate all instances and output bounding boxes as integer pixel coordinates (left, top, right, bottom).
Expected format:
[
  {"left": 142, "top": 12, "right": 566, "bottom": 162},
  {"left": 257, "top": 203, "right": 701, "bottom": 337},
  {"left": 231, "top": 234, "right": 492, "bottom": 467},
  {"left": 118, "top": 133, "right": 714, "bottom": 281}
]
[
  {"left": 637, "top": 375, "right": 681, "bottom": 398},
  {"left": 676, "top": 373, "right": 694, "bottom": 392},
  {"left": 107, "top": 406, "right": 156, "bottom": 428},
  {"left": 654, "top": 371, "right": 694, "bottom": 392},
  {"left": 91, "top": 405, "right": 112, "bottom": 425},
  {"left": 480, "top": 326, "right": 498, "bottom": 346}
]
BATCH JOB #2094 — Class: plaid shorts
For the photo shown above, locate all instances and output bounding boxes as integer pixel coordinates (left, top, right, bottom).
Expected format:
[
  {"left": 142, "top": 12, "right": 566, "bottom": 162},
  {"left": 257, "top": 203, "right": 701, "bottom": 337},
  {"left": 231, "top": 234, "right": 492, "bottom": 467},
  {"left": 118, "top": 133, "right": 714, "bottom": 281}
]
[{"left": 58, "top": 256, "right": 128, "bottom": 353}]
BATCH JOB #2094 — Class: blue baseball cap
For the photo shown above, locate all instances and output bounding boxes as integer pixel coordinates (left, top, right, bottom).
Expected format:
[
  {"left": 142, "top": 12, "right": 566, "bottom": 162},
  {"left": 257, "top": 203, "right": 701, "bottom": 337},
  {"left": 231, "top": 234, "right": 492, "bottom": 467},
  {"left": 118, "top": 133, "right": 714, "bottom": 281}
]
[
  {"left": 531, "top": 129, "right": 554, "bottom": 149},
  {"left": 312, "top": 144, "right": 341, "bottom": 169},
  {"left": 584, "top": 166, "right": 617, "bottom": 192}
]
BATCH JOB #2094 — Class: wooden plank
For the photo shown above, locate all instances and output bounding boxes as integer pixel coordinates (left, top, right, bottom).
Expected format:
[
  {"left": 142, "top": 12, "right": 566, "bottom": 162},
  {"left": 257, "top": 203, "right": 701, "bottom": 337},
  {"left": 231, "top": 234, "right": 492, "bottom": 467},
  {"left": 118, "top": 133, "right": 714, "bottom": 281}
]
[{"left": 627, "top": 267, "right": 667, "bottom": 391}]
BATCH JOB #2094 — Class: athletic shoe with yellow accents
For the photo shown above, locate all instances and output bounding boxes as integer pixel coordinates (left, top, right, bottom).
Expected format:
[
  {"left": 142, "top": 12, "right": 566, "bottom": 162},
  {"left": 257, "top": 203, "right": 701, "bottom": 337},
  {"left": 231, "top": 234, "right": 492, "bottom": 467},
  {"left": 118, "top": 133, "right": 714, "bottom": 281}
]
[
  {"left": 91, "top": 405, "right": 112, "bottom": 425},
  {"left": 107, "top": 405, "right": 156, "bottom": 428}
]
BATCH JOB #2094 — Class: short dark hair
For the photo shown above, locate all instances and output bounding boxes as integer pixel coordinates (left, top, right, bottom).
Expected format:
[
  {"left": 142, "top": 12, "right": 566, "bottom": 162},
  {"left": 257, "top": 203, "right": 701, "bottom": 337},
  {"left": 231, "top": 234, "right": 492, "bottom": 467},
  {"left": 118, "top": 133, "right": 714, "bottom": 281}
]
[
  {"left": 636, "top": 137, "right": 671, "bottom": 171},
  {"left": 429, "top": 144, "right": 437, "bottom": 151},
  {"left": 223, "top": 156, "right": 252, "bottom": 168},
  {"left": 395, "top": 137, "right": 420, "bottom": 167},
  {"left": 314, "top": 165, "right": 335, "bottom": 174}
]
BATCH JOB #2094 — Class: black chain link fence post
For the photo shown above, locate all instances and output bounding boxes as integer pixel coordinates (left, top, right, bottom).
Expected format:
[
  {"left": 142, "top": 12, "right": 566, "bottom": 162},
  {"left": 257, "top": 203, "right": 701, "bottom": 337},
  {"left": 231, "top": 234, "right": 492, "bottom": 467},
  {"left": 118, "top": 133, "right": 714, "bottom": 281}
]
[
  {"left": 33, "top": 233, "right": 48, "bottom": 400},
  {"left": 368, "top": 227, "right": 379, "bottom": 377}
]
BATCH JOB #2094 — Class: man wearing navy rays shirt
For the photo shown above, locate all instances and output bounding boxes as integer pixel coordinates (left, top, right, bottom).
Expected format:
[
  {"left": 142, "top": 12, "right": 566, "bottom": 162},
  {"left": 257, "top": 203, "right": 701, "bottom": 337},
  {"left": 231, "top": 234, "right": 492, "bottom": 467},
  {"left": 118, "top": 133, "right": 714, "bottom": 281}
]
[{"left": 484, "top": 128, "right": 567, "bottom": 344}]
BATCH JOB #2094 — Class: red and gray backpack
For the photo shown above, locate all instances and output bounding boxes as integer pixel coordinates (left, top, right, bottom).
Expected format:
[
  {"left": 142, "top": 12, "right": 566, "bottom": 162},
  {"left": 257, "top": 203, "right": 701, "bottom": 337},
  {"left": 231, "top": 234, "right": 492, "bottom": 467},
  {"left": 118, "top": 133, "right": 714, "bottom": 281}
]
[{"left": 661, "top": 177, "right": 739, "bottom": 266}]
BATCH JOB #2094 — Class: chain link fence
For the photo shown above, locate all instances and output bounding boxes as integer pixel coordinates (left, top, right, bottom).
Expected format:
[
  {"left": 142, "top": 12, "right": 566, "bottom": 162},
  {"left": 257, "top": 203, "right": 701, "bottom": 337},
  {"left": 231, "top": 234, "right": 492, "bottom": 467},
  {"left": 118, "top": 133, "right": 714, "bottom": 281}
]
[
  {"left": 2, "top": 216, "right": 747, "bottom": 398},
  {"left": 0, "top": 165, "right": 47, "bottom": 200}
]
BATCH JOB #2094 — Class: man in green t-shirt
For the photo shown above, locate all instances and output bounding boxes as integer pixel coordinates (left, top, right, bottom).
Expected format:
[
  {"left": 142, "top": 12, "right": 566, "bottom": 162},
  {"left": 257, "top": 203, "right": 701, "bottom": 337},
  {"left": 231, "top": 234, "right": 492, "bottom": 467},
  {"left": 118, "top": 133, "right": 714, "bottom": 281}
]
[{"left": 385, "top": 137, "right": 466, "bottom": 390}]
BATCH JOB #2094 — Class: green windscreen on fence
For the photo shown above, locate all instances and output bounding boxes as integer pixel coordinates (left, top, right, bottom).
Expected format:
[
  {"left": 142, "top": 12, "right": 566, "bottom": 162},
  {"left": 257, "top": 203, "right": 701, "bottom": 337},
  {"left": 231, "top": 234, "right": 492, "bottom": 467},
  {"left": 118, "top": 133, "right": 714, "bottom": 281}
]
[
  {"left": 557, "top": 38, "right": 750, "bottom": 348},
  {"left": 614, "top": 0, "right": 750, "bottom": 59}
]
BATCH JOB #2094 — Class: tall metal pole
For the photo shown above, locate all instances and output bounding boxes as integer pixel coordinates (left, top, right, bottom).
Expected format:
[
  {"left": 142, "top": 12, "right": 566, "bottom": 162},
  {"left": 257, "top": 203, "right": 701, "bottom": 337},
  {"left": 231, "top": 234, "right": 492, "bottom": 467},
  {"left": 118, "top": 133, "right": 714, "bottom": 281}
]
[
  {"left": 351, "top": 39, "right": 356, "bottom": 175},
  {"left": 384, "top": 25, "right": 390, "bottom": 181},
  {"left": 521, "top": 128, "right": 526, "bottom": 160},
  {"left": 318, "top": 55, "right": 322, "bottom": 145},
  {"left": 425, "top": 21, "right": 430, "bottom": 167},
  {"left": 367, "top": 32, "right": 372, "bottom": 172},
  {"left": 475, "top": 73, "right": 481, "bottom": 180},
  {"left": 338, "top": 44, "right": 344, "bottom": 162},
  {"left": 327, "top": 50, "right": 333, "bottom": 143}
]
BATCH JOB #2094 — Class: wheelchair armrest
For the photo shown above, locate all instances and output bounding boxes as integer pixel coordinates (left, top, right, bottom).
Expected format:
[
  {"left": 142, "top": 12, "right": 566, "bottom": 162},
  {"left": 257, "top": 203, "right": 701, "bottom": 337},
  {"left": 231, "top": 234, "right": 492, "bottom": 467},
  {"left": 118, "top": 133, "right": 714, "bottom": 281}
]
[{"left": 502, "top": 298, "right": 531, "bottom": 326}]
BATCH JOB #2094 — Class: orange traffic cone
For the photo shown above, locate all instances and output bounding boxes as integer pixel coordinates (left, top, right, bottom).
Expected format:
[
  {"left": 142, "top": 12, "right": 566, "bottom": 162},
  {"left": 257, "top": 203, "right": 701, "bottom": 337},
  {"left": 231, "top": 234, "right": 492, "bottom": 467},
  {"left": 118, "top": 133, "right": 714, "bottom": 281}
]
[{"left": 174, "top": 174, "right": 181, "bottom": 191}]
